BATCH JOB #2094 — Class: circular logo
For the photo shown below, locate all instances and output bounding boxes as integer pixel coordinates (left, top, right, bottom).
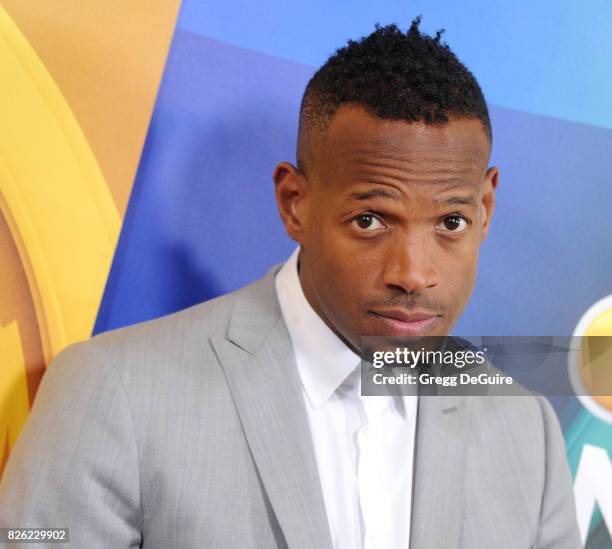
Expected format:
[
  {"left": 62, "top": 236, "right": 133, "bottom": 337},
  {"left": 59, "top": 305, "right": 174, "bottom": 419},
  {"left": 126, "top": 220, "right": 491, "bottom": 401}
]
[{"left": 568, "top": 295, "right": 612, "bottom": 424}]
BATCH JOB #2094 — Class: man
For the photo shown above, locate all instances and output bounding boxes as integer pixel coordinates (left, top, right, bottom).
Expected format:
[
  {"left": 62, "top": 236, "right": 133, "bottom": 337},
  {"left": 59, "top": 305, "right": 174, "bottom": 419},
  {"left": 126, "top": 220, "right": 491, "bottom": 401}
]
[{"left": 0, "top": 18, "right": 580, "bottom": 548}]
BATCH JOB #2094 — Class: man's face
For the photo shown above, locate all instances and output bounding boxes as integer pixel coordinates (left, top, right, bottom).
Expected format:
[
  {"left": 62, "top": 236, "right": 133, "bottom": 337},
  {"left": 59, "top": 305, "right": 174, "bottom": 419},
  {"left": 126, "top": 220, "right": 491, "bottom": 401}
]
[{"left": 274, "top": 105, "right": 498, "bottom": 351}]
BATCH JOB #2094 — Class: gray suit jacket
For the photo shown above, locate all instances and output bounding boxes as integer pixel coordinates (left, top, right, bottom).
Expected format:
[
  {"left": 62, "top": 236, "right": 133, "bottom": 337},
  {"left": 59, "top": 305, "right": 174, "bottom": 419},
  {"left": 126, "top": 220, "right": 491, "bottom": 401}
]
[{"left": 0, "top": 265, "right": 581, "bottom": 548}]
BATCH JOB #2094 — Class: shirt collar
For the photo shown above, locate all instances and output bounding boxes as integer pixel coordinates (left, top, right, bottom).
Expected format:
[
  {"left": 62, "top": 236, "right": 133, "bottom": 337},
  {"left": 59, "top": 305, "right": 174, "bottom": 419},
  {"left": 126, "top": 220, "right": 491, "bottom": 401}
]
[{"left": 274, "top": 247, "right": 361, "bottom": 408}]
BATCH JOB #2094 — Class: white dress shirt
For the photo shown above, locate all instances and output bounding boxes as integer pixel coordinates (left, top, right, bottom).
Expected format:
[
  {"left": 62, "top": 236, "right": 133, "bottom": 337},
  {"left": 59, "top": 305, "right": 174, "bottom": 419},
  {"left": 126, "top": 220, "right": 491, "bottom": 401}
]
[{"left": 274, "top": 247, "right": 418, "bottom": 549}]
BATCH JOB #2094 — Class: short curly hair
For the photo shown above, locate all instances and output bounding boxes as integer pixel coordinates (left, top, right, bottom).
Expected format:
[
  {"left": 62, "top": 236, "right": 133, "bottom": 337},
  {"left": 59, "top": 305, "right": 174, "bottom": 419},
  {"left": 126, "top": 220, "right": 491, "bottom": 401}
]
[{"left": 297, "top": 17, "right": 492, "bottom": 172}]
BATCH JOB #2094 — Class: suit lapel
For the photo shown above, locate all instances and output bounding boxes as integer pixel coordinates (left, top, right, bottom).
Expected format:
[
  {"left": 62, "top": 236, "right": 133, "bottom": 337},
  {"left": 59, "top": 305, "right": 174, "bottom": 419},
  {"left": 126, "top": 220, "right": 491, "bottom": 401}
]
[
  {"left": 410, "top": 394, "right": 468, "bottom": 548},
  {"left": 210, "top": 267, "right": 333, "bottom": 549}
]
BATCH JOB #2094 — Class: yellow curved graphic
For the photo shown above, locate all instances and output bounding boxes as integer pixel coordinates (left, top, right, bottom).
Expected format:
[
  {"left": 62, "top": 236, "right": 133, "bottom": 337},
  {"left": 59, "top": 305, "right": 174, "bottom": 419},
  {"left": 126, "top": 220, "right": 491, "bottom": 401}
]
[
  {"left": 583, "top": 303, "right": 612, "bottom": 416},
  {"left": 0, "top": 5, "right": 121, "bottom": 469},
  {"left": 570, "top": 295, "right": 612, "bottom": 424},
  {"left": 585, "top": 308, "right": 612, "bottom": 337},
  {"left": 0, "top": 6, "right": 121, "bottom": 363},
  {"left": 0, "top": 323, "right": 29, "bottom": 448}
]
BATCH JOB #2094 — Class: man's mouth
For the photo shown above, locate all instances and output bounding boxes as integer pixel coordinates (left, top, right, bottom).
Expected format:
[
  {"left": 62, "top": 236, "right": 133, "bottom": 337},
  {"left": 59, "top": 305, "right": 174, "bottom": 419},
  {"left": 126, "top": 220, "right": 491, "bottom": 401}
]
[{"left": 368, "top": 309, "right": 441, "bottom": 336}]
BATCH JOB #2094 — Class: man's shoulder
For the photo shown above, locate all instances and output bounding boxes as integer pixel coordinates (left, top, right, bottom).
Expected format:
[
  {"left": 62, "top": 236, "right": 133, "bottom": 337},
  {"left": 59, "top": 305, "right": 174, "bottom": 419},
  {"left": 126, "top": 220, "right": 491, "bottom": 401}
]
[
  {"left": 50, "top": 264, "right": 283, "bottom": 377},
  {"left": 464, "top": 386, "right": 562, "bottom": 452},
  {"left": 98, "top": 288, "right": 237, "bottom": 349},
  {"left": 87, "top": 287, "right": 237, "bottom": 360}
]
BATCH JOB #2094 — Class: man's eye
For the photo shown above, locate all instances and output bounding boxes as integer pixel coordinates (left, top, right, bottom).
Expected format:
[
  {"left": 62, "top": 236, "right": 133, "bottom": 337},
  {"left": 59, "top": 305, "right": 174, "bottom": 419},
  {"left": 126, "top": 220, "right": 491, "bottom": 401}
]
[
  {"left": 438, "top": 215, "right": 470, "bottom": 233},
  {"left": 351, "top": 214, "right": 385, "bottom": 231}
]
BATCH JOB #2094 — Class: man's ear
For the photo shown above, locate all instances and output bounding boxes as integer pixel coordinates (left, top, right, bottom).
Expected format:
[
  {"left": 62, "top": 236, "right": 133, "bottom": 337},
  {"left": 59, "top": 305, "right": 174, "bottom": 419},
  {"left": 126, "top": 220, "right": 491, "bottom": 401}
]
[
  {"left": 481, "top": 166, "right": 499, "bottom": 241},
  {"left": 273, "top": 162, "right": 309, "bottom": 243}
]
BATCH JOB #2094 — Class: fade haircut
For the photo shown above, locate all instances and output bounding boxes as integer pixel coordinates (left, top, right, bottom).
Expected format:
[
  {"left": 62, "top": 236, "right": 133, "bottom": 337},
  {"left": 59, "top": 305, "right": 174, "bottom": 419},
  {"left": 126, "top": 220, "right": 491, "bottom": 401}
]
[{"left": 297, "top": 16, "right": 492, "bottom": 174}]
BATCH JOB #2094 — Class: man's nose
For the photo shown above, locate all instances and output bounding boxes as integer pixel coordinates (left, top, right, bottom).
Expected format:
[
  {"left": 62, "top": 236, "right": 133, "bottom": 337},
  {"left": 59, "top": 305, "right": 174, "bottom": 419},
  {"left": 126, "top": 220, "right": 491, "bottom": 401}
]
[{"left": 382, "top": 233, "right": 438, "bottom": 294}]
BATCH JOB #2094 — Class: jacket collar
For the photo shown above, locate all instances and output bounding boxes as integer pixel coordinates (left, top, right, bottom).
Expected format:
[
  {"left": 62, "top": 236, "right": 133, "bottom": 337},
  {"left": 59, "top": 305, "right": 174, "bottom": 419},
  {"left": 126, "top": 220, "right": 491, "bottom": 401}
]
[
  {"left": 226, "top": 263, "right": 284, "bottom": 354},
  {"left": 214, "top": 262, "right": 468, "bottom": 549}
]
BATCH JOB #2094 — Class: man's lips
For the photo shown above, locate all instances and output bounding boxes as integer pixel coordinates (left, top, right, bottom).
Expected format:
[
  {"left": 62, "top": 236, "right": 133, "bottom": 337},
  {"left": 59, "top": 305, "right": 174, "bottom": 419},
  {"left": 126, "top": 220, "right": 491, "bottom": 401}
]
[{"left": 368, "top": 309, "right": 441, "bottom": 336}]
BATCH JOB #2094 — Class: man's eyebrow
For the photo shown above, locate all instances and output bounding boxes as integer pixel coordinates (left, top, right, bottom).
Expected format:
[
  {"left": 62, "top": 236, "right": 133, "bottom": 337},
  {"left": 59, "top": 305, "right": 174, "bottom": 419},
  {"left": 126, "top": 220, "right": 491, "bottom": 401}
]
[
  {"left": 436, "top": 195, "right": 477, "bottom": 207},
  {"left": 349, "top": 188, "right": 401, "bottom": 201},
  {"left": 350, "top": 189, "right": 477, "bottom": 206}
]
